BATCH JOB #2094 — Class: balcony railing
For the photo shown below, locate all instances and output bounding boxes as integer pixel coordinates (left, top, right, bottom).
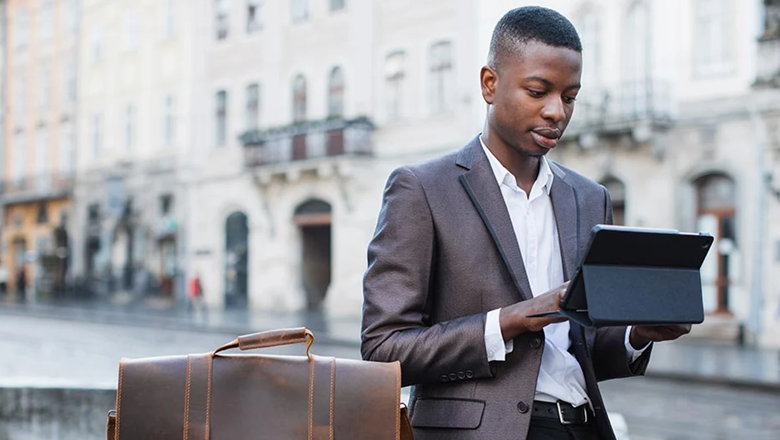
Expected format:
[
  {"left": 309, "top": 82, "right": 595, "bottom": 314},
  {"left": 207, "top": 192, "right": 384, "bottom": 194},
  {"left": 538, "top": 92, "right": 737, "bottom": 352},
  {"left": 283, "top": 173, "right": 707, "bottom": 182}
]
[
  {"left": 566, "top": 78, "right": 673, "bottom": 136},
  {"left": 241, "top": 116, "right": 374, "bottom": 167},
  {"left": 1, "top": 172, "right": 75, "bottom": 203}
]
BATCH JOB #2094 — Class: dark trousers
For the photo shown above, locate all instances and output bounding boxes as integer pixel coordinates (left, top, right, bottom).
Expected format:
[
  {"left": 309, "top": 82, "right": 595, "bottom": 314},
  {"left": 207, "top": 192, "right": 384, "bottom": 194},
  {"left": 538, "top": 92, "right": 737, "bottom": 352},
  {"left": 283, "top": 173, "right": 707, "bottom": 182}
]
[{"left": 527, "top": 418, "right": 602, "bottom": 440}]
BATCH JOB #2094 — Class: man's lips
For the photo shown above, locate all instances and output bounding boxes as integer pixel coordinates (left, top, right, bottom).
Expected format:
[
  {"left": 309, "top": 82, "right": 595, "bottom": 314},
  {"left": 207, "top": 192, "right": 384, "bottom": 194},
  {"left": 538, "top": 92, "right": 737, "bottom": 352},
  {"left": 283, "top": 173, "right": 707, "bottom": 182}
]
[{"left": 531, "top": 128, "right": 562, "bottom": 149}]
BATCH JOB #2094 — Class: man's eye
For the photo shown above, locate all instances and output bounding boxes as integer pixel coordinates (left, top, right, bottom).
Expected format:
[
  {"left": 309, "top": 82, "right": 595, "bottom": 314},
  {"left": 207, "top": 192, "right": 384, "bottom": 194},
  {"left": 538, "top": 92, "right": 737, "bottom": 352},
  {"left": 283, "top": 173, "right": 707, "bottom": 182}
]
[
  {"left": 528, "top": 89, "right": 545, "bottom": 98},
  {"left": 563, "top": 96, "right": 577, "bottom": 104}
]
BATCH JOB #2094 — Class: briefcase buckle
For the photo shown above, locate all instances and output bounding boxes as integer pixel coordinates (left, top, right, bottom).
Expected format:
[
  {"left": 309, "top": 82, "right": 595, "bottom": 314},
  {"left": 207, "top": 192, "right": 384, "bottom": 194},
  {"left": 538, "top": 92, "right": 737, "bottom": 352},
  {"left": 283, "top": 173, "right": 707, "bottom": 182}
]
[{"left": 556, "top": 401, "right": 587, "bottom": 425}]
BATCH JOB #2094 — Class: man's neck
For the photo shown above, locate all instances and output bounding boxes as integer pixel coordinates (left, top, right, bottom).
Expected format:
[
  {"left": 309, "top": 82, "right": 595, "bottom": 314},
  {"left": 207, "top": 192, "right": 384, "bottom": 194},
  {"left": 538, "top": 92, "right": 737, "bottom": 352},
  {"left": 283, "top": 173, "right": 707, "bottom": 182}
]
[{"left": 481, "top": 132, "right": 541, "bottom": 195}]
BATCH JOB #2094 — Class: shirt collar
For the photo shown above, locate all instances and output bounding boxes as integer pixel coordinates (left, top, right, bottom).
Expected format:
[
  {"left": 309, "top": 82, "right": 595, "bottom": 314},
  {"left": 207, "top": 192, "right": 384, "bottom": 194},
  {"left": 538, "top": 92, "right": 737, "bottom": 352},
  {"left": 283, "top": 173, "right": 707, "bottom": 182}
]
[{"left": 479, "top": 135, "right": 554, "bottom": 195}]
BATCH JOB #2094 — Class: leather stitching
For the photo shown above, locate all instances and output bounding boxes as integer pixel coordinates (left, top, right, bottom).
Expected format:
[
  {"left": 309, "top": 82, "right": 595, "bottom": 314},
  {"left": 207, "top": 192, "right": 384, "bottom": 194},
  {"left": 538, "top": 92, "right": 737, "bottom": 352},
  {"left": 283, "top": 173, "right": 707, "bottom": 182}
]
[
  {"left": 308, "top": 355, "right": 314, "bottom": 440},
  {"left": 183, "top": 356, "right": 191, "bottom": 440},
  {"left": 206, "top": 356, "right": 213, "bottom": 440},
  {"left": 329, "top": 357, "right": 335, "bottom": 440},
  {"left": 116, "top": 360, "right": 124, "bottom": 440}
]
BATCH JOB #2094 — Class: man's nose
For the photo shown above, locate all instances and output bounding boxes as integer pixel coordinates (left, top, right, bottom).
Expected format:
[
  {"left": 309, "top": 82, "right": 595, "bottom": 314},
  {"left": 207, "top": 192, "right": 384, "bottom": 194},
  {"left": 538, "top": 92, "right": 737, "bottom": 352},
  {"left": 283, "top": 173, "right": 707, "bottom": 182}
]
[{"left": 541, "top": 97, "right": 565, "bottom": 123}]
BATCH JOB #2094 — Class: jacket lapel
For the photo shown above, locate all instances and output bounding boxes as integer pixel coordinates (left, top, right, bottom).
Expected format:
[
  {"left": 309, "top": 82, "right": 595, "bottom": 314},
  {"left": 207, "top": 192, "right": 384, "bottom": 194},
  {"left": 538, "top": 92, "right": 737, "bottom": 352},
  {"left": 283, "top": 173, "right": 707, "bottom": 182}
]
[
  {"left": 548, "top": 162, "right": 580, "bottom": 281},
  {"left": 457, "top": 138, "right": 533, "bottom": 301}
]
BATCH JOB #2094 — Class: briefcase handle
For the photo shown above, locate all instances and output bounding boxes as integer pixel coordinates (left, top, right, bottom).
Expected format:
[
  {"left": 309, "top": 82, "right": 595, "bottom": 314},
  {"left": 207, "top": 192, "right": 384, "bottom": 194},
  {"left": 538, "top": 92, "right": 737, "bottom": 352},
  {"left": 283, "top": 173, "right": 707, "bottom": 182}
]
[{"left": 212, "top": 327, "right": 315, "bottom": 360}]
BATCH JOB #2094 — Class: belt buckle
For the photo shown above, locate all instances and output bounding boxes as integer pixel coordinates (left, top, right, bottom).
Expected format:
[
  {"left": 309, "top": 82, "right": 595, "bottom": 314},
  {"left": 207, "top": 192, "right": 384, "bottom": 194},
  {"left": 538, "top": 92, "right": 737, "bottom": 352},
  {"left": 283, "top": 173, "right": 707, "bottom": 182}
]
[{"left": 556, "top": 401, "right": 586, "bottom": 425}]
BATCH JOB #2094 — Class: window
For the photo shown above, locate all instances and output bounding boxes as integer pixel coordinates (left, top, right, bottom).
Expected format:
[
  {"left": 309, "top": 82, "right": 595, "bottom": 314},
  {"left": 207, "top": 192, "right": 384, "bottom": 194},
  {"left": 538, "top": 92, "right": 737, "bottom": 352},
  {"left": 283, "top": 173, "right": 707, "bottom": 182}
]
[
  {"left": 247, "top": 0, "right": 263, "bottom": 33},
  {"left": 429, "top": 42, "right": 453, "bottom": 115},
  {"left": 624, "top": 1, "right": 649, "bottom": 81},
  {"left": 37, "top": 203, "right": 49, "bottom": 224},
  {"left": 216, "top": 0, "right": 229, "bottom": 40},
  {"left": 385, "top": 51, "right": 406, "bottom": 122},
  {"left": 693, "top": 0, "right": 734, "bottom": 76},
  {"left": 15, "top": 9, "right": 29, "bottom": 49},
  {"left": 164, "top": 0, "right": 176, "bottom": 39},
  {"left": 35, "top": 128, "right": 50, "bottom": 191},
  {"left": 63, "top": 0, "right": 79, "bottom": 32},
  {"left": 245, "top": 84, "right": 260, "bottom": 130},
  {"left": 40, "top": 1, "right": 54, "bottom": 42},
  {"left": 216, "top": 91, "right": 228, "bottom": 146},
  {"left": 64, "top": 60, "right": 77, "bottom": 104},
  {"left": 292, "top": 75, "right": 307, "bottom": 123},
  {"left": 60, "top": 123, "right": 74, "bottom": 175},
  {"left": 695, "top": 173, "right": 737, "bottom": 314},
  {"left": 160, "top": 195, "right": 173, "bottom": 216},
  {"left": 14, "top": 77, "right": 26, "bottom": 120},
  {"left": 39, "top": 68, "right": 51, "bottom": 111},
  {"left": 164, "top": 95, "right": 175, "bottom": 146},
  {"left": 125, "top": 105, "right": 135, "bottom": 151},
  {"left": 330, "top": 0, "right": 346, "bottom": 12},
  {"left": 92, "top": 113, "right": 103, "bottom": 158},
  {"left": 577, "top": 5, "right": 602, "bottom": 85},
  {"left": 123, "top": 9, "right": 140, "bottom": 52},
  {"left": 292, "top": 0, "right": 309, "bottom": 23},
  {"left": 92, "top": 28, "right": 103, "bottom": 62},
  {"left": 601, "top": 177, "right": 626, "bottom": 226},
  {"left": 328, "top": 67, "right": 344, "bottom": 118},
  {"left": 13, "top": 134, "right": 26, "bottom": 185}
]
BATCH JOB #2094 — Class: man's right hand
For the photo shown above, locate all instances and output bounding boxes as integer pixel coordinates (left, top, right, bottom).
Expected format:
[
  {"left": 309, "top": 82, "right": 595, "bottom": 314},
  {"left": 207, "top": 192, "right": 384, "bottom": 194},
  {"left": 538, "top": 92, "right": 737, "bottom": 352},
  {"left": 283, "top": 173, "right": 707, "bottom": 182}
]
[{"left": 498, "top": 282, "right": 569, "bottom": 341}]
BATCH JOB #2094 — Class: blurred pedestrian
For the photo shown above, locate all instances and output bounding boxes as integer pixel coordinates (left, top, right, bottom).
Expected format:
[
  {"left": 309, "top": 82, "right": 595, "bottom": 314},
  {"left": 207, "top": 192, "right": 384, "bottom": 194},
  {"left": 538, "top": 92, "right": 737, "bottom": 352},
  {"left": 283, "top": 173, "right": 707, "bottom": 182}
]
[
  {"left": 16, "top": 266, "right": 27, "bottom": 302},
  {"left": 188, "top": 273, "right": 205, "bottom": 320},
  {"left": 0, "top": 263, "right": 8, "bottom": 297}
]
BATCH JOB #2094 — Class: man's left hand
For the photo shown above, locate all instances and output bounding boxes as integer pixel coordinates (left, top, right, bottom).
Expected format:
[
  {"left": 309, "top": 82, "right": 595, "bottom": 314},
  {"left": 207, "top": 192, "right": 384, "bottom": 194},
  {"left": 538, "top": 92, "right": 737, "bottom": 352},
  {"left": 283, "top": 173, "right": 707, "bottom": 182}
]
[{"left": 629, "top": 324, "right": 692, "bottom": 350}]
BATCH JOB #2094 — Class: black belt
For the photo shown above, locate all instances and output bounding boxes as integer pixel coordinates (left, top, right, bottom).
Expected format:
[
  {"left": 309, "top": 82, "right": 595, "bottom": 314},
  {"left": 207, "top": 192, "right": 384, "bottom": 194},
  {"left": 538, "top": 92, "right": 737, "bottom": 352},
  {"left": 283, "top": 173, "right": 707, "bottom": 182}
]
[{"left": 532, "top": 401, "right": 592, "bottom": 425}]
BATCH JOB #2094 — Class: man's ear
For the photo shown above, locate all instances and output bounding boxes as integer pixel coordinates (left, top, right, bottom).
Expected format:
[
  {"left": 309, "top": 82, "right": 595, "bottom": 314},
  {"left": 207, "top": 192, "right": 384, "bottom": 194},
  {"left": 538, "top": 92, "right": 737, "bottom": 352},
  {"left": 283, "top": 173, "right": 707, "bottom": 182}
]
[{"left": 480, "top": 66, "right": 497, "bottom": 105}]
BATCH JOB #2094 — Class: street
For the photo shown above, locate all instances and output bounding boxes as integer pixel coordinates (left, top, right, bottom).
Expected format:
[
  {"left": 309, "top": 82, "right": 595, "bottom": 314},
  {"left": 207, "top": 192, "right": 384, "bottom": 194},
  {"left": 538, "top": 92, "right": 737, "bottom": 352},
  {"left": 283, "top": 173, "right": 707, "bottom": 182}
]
[{"left": 1, "top": 314, "right": 779, "bottom": 440}]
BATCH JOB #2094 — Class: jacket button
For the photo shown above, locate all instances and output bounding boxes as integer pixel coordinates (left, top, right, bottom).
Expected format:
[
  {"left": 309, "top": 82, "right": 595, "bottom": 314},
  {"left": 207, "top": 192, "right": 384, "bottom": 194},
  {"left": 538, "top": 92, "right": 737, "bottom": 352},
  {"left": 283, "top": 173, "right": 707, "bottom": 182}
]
[
  {"left": 457, "top": 371, "right": 465, "bottom": 380},
  {"left": 465, "top": 370, "right": 474, "bottom": 378},
  {"left": 517, "top": 401, "right": 529, "bottom": 413},
  {"left": 530, "top": 338, "right": 542, "bottom": 349},
  {"left": 440, "top": 375, "right": 449, "bottom": 383},
  {"left": 448, "top": 373, "right": 457, "bottom": 381}
]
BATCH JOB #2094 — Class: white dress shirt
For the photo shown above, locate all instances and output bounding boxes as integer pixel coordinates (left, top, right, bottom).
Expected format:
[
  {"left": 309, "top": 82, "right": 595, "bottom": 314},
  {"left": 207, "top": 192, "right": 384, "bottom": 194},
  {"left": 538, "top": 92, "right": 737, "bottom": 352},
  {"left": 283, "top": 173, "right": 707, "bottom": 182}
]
[{"left": 479, "top": 137, "right": 647, "bottom": 406}]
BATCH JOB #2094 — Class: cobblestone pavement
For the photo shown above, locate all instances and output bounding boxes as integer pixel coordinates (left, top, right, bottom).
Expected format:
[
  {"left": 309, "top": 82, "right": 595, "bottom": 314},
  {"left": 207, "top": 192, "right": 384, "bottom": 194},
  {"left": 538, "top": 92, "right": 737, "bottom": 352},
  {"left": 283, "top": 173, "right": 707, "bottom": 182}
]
[{"left": 1, "top": 314, "right": 779, "bottom": 440}]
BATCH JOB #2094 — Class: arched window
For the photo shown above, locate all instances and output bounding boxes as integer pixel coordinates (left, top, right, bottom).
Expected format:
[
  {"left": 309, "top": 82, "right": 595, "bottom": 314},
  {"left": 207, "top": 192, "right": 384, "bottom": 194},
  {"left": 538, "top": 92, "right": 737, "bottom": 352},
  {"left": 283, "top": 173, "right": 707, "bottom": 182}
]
[
  {"left": 429, "top": 41, "right": 453, "bottom": 115},
  {"left": 624, "top": 0, "right": 650, "bottom": 119},
  {"left": 601, "top": 177, "right": 626, "bottom": 226},
  {"left": 385, "top": 51, "right": 406, "bottom": 122},
  {"left": 575, "top": 4, "right": 602, "bottom": 86},
  {"left": 328, "top": 67, "right": 345, "bottom": 118},
  {"left": 292, "top": 75, "right": 307, "bottom": 123},
  {"left": 225, "top": 212, "right": 249, "bottom": 308},
  {"left": 294, "top": 200, "right": 332, "bottom": 310},
  {"left": 695, "top": 173, "right": 736, "bottom": 314}
]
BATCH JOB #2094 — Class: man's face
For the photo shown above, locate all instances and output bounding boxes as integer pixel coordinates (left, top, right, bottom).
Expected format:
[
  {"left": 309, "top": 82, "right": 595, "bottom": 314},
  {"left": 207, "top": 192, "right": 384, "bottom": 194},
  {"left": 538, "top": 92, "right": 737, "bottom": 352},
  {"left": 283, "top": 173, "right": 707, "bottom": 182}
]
[{"left": 483, "top": 41, "right": 582, "bottom": 157}]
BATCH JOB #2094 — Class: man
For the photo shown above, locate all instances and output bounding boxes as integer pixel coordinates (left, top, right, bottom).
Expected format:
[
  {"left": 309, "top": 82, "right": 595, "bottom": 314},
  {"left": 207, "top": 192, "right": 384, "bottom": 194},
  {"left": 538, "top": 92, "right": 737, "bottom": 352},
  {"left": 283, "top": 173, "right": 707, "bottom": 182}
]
[{"left": 361, "top": 7, "right": 690, "bottom": 440}]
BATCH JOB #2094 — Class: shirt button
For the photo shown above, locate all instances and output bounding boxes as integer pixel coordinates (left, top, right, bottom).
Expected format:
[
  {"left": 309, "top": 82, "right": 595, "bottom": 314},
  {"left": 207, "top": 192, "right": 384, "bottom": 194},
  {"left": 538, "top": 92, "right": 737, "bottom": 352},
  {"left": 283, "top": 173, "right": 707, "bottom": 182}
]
[
  {"left": 466, "top": 370, "right": 474, "bottom": 378},
  {"left": 440, "top": 375, "right": 449, "bottom": 383},
  {"left": 517, "top": 401, "right": 529, "bottom": 414},
  {"left": 457, "top": 371, "right": 465, "bottom": 380},
  {"left": 530, "top": 338, "right": 542, "bottom": 349},
  {"left": 448, "top": 373, "right": 457, "bottom": 381}
]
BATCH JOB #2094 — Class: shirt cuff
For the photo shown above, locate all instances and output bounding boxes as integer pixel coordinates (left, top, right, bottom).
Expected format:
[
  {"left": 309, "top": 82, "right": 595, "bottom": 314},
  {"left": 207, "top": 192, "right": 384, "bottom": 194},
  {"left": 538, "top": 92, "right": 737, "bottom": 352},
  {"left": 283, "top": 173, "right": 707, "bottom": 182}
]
[
  {"left": 485, "top": 308, "right": 514, "bottom": 362},
  {"left": 624, "top": 326, "right": 651, "bottom": 363}
]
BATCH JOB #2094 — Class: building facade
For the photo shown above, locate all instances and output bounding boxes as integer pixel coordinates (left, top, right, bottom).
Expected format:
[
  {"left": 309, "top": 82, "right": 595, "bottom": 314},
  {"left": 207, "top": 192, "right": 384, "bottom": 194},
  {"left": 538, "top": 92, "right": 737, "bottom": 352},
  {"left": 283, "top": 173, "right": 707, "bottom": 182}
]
[
  {"left": 70, "top": 0, "right": 196, "bottom": 304},
  {"left": 2, "top": 0, "right": 79, "bottom": 300}
]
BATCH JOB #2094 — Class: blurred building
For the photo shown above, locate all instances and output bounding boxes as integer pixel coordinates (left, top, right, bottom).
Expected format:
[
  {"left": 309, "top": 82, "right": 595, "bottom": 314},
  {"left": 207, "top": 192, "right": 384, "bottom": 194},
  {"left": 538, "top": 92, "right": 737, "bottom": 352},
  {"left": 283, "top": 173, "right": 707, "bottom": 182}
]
[
  {"left": 69, "top": 0, "right": 195, "bottom": 303},
  {"left": 1, "top": 0, "right": 78, "bottom": 300}
]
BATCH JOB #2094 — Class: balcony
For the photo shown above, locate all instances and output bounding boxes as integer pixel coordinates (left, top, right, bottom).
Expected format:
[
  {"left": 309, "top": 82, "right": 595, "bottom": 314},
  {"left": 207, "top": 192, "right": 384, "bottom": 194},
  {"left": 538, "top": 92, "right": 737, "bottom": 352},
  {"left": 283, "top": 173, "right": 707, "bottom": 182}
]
[
  {"left": 1, "top": 172, "right": 75, "bottom": 205},
  {"left": 565, "top": 78, "right": 674, "bottom": 141},
  {"left": 241, "top": 116, "right": 374, "bottom": 169}
]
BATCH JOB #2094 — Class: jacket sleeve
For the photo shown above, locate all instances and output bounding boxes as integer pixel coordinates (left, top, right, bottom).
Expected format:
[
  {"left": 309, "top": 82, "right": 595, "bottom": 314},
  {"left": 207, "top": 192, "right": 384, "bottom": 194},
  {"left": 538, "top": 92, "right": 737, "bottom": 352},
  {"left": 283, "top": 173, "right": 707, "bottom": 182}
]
[
  {"left": 591, "top": 184, "right": 652, "bottom": 381},
  {"left": 360, "top": 166, "right": 493, "bottom": 387}
]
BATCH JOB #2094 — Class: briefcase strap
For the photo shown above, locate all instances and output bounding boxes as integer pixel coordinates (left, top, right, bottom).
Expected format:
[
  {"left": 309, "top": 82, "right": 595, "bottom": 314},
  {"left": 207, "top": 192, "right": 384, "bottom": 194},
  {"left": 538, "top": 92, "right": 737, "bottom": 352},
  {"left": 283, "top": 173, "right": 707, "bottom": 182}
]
[{"left": 183, "top": 353, "right": 212, "bottom": 440}]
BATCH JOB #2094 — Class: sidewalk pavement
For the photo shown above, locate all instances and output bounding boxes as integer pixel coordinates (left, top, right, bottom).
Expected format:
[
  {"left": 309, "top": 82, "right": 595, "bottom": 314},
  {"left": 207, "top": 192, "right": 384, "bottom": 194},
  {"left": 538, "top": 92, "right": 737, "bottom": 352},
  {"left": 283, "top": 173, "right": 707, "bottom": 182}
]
[{"left": 1, "top": 298, "right": 778, "bottom": 393}]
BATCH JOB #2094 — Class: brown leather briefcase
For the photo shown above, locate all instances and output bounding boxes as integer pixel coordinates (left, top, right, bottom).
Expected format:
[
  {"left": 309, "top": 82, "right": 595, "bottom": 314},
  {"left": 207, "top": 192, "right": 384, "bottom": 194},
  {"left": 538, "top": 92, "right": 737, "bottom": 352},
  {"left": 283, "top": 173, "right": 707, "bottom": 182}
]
[{"left": 106, "top": 327, "right": 413, "bottom": 440}]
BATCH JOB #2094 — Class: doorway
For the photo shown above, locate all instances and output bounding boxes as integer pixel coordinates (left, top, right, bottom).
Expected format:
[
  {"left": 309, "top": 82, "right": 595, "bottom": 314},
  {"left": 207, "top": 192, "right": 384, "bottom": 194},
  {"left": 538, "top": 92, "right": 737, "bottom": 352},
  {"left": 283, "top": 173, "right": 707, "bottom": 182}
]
[
  {"left": 294, "top": 200, "right": 332, "bottom": 311},
  {"left": 224, "top": 212, "right": 249, "bottom": 308}
]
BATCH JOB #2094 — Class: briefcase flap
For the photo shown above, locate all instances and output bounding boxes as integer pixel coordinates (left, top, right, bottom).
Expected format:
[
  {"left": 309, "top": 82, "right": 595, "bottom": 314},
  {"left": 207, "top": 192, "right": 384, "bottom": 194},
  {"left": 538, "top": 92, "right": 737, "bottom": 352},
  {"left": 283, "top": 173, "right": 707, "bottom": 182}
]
[{"left": 112, "top": 328, "right": 402, "bottom": 440}]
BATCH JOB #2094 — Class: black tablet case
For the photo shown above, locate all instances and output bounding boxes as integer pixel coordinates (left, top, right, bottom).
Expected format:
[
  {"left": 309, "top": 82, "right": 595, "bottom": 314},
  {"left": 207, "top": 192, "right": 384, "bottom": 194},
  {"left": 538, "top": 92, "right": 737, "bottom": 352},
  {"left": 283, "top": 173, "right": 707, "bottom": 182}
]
[{"left": 544, "top": 225, "right": 714, "bottom": 327}]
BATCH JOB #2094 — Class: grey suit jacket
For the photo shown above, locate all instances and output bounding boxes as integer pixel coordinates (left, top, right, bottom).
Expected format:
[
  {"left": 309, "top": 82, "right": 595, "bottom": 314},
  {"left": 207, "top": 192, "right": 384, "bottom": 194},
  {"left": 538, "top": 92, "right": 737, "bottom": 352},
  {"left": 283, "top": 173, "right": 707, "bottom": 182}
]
[{"left": 361, "top": 136, "right": 651, "bottom": 440}]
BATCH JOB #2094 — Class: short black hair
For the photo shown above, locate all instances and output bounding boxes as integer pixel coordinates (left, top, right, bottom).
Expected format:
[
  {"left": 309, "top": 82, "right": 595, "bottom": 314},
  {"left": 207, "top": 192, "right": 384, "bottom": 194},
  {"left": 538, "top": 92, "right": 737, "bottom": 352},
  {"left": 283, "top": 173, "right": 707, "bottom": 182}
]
[{"left": 488, "top": 6, "right": 582, "bottom": 71}]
